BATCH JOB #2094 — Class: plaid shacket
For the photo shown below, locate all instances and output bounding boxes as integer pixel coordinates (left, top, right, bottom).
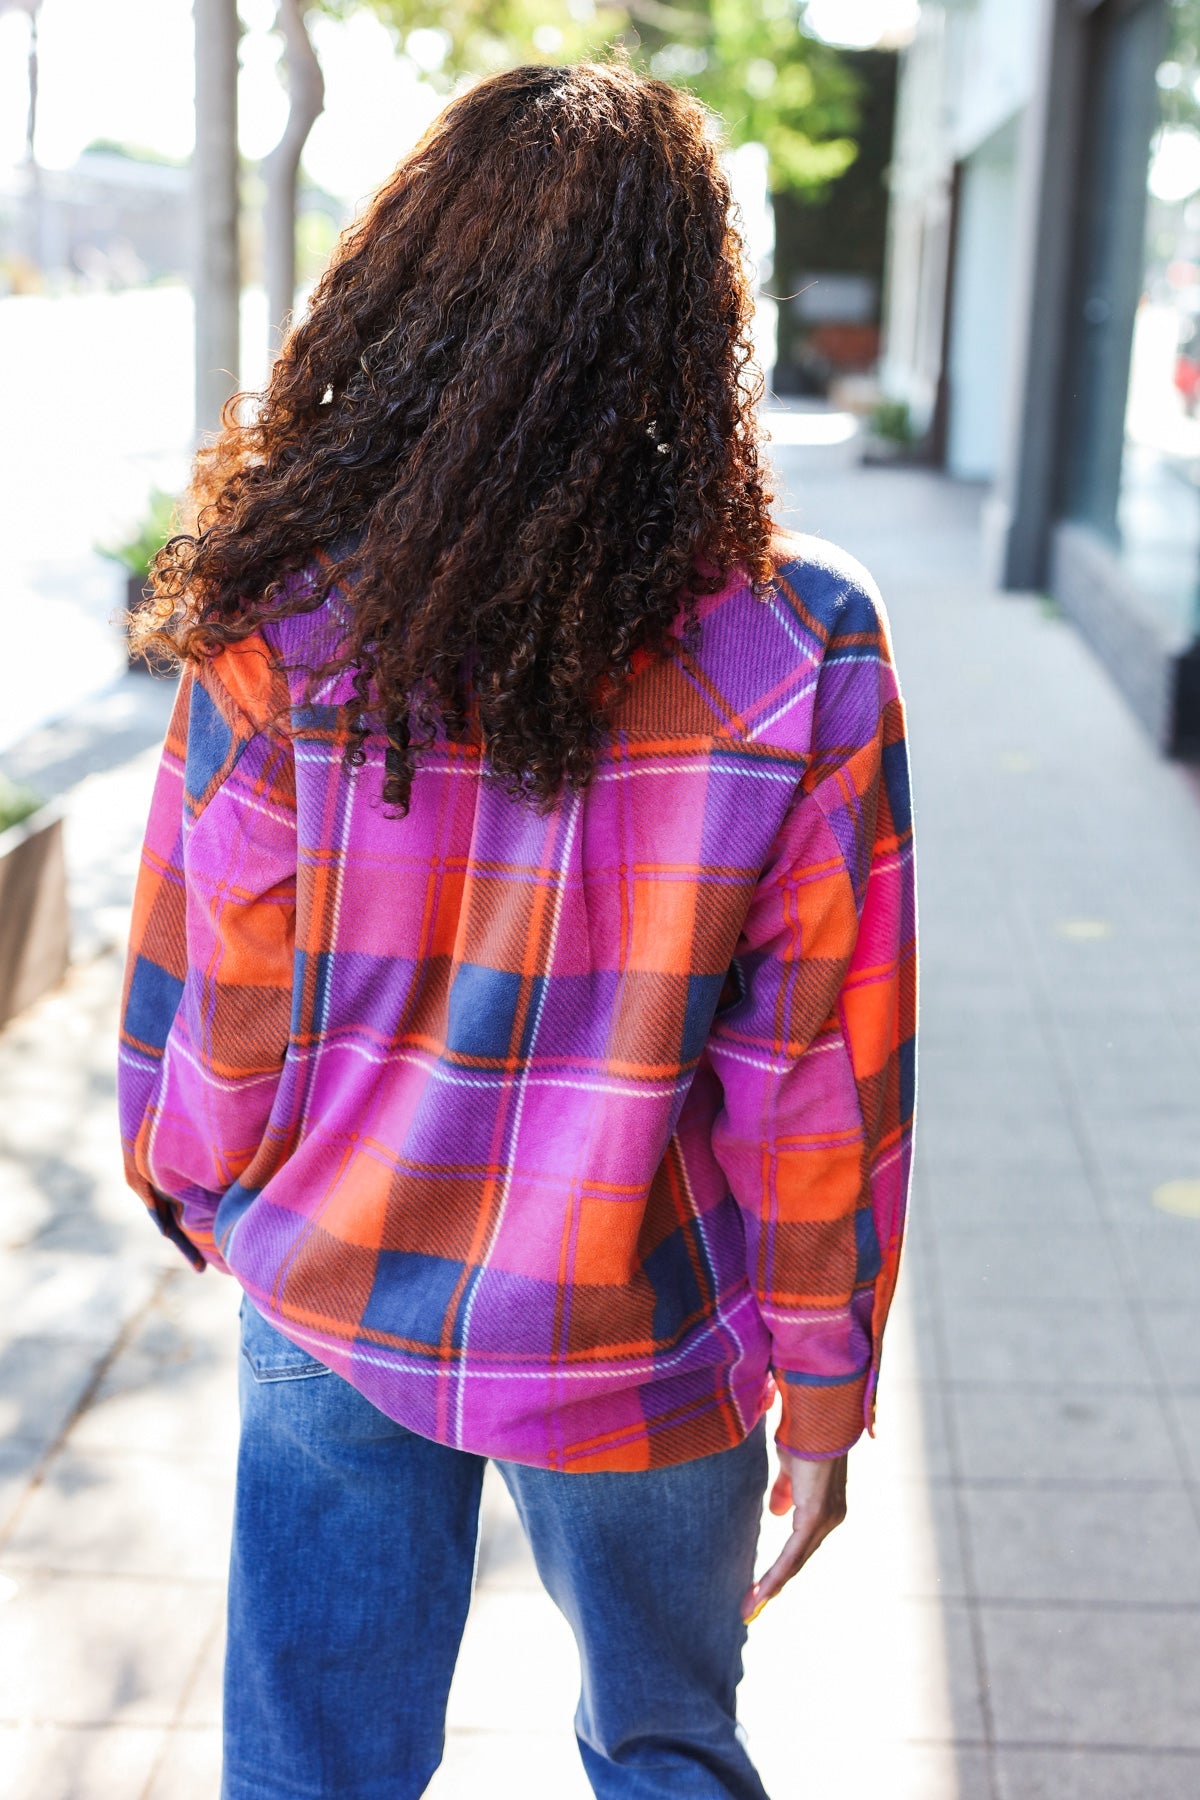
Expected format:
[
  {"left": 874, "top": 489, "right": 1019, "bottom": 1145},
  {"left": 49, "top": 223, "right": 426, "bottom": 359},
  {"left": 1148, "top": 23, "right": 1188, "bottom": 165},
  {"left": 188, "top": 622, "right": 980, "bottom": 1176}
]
[{"left": 119, "top": 529, "right": 916, "bottom": 1471}]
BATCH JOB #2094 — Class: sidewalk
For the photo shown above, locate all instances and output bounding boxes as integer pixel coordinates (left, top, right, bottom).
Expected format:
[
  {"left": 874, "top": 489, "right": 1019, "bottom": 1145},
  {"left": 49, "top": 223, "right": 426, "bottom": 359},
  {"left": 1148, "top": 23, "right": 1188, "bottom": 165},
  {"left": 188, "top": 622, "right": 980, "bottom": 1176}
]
[{"left": 3, "top": 455, "right": 1200, "bottom": 1798}]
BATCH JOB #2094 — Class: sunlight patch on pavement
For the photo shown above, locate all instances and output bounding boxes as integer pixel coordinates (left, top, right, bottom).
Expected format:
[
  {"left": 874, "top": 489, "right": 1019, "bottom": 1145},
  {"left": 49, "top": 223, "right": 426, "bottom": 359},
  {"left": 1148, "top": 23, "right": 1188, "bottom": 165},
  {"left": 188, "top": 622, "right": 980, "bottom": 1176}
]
[
  {"left": 1055, "top": 919, "right": 1114, "bottom": 941},
  {"left": 1153, "top": 1180, "right": 1200, "bottom": 1218},
  {"left": 761, "top": 410, "right": 860, "bottom": 447}
]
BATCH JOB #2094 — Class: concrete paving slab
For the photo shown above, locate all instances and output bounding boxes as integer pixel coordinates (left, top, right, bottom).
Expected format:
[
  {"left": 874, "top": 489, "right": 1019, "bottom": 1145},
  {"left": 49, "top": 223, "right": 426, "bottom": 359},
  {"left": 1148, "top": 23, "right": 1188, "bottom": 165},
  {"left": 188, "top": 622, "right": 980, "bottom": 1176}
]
[
  {"left": 864, "top": 1378, "right": 956, "bottom": 1483},
  {"left": 1102, "top": 1155, "right": 1200, "bottom": 1217},
  {"left": 0, "top": 1336, "right": 108, "bottom": 1460},
  {"left": 473, "top": 1463, "right": 542, "bottom": 1593},
  {"left": 177, "top": 1616, "right": 223, "bottom": 1731},
  {"left": 960, "top": 1482, "right": 1200, "bottom": 1604},
  {"left": 439, "top": 1729, "right": 998, "bottom": 1800},
  {"left": 918, "top": 1092, "right": 1083, "bottom": 1151},
  {"left": 947, "top": 1385, "right": 1184, "bottom": 1484},
  {"left": 980, "top": 1602, "right": 1200, "bottom": 1749},
  {"left": 1110, "top": 1211, "right": 1200, "bottom": 1307},
  {"left": 1072, "top": 1063, "right": 1200, "bottom": 1132},
  {"left": 0, "top": 958, "right": 168, "bottom": 1265},
  {"left": 68, "top": 1275, "right": 240, "bottom": 1461},
  {"left": 0, "top": 1445, "right": 47, "bottom": 1540},
  {"left": 932, "top": 1221, "right": 1127, "bottom": 1307},
  {"left": 0, "top": 1722, "right": 167, "bottom": 1800},
  {"left": 1141, "top": 1305, "right": 1200, "bottom": 1393},
  {"left": 1090, "top": 1135, "right": 1200, "bottom": 1210},
  {"left": 922, "top": 1042, "right": 1069, "bottom": 1102},
  {"left": 67, "top": 1349, "right": 239, "bottom": 1463},
  {"left": 917, "top": 940, "right": 1041, "bottom": 989},
  {"left": 443, "top": 1587, "right": 582, "bottom": 1737},
  {"left": 0, "top": 1569, "right": 220, "bottom": 1727},
  {"left": 875, "top": 1267, "right": 943, "bottom": 1381},
  {"left": 919, "top": 1163, "right": 1101, "bottom": 1226},
  {"left": 937, "top": 1297, "right": 1158, "bottom": 1390},
  {"left": 916, "top": 1110, "right": 1096, "bottom": 1175},
  {"left": 1, "top": 1447, "right": 233, "bottom": 1581},
  {"left": 142, "top": 1725, "right": 223, "bottom": 1800},
  {"left": 1051, "top": 1010, "right": 1197, "bottom": 1076},
  {"left": 1164, "top": 1393, "right": 1200, "bottom": 1486},
  {"left": 830, "top": 1466, "right": 970, "bottom": 1599},
  {"left": 765, "top": 1741, "right": 995, "bottom": 1800},
  {"left": 429, "top": 1727, "right": 591, "bottom": 1798},
  {"left": 993, "top": 1746, "right": 1200, "bottom": 1800},
  {"left": 0, "top": 1251, "right": 164, "bottom": 1346},
  {"left": 741, "top": 1592, "right": 987, "bottom": 1758}
]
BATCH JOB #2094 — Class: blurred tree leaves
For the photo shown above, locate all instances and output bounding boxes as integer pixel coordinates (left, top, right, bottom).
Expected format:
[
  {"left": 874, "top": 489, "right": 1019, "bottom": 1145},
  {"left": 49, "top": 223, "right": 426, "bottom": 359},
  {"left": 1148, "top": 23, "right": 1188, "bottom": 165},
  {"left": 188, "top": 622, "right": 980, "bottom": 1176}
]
[
  {"left": 312, "top": 0, "right": 862, "bottom": 197},
  {"left": 1160, "top": 0, "right": 1200, "bottom": 132}
]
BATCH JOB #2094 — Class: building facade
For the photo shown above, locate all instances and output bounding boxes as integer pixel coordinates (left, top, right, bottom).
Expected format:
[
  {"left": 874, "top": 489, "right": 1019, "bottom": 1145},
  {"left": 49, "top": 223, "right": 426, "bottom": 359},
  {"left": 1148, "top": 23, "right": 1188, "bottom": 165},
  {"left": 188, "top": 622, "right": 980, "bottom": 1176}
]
[{"left": 882, "top": 0, "right": 1200, "bottom": 756}]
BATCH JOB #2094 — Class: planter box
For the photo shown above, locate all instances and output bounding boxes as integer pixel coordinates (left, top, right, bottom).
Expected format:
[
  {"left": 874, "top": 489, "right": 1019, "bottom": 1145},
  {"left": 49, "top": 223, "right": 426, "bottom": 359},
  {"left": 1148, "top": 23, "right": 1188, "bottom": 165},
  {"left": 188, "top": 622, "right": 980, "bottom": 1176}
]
[
  {"left": 0, "top": 803, "right": 70, "bottom": 1030},
  {"left": 858, "top": 434, "right": 929, "bottom": 468}
]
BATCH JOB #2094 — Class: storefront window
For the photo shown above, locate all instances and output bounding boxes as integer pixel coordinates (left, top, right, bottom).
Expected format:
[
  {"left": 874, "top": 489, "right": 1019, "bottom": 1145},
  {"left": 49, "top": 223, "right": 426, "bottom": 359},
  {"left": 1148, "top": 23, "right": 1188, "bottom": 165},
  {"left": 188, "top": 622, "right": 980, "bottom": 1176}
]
[
  {"left": 1062, "top": 0, "right": 1200, "bottom": 645},
  {"left": 1116, "top": 0, "right": 1200, "bottom": 640}
]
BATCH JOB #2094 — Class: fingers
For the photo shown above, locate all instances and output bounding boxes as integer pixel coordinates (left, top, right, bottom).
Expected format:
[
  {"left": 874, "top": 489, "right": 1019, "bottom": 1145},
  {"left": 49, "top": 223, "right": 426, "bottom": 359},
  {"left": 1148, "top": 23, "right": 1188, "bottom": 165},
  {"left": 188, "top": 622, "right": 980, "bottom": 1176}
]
[
  {"left": 741, "top": 1509, "right": 838, "bottom": 1622},
  {"left": 740, "top": 1491, "right": 848, "bottom": 1622},
  {"left": 742, "top": 1526, "right": 807, "bottom": 1622},
  {"left": 740, "top": 1448, "right": 850, "bottom": 1622}
]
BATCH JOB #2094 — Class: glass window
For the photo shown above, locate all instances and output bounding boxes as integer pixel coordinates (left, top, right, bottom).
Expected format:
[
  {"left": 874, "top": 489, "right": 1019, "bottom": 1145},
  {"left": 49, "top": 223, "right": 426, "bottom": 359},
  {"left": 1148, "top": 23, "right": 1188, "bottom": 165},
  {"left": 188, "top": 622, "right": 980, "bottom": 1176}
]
[
  {"left": 1063, "top": 0, "right": 1200, "bottom": 646},
  {"left": 1116, "top": 0, "right": 1200, "bottom": 641}
]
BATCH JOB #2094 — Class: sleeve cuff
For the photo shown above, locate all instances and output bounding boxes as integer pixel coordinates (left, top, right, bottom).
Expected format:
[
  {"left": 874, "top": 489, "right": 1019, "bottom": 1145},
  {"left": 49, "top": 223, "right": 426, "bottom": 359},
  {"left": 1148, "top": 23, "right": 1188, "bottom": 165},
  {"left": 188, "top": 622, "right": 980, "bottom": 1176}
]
[{"left": 775, "top": 1364, "right": 873, "bottom": 1460}]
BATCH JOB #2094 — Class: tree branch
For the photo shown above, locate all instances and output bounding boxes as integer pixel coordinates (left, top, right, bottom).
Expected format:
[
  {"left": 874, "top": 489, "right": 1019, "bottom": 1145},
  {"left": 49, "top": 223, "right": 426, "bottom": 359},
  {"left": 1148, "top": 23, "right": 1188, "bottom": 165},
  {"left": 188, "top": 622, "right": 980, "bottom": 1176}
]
[{"left": 262, "top": 0, "right": 325, "bottom": 354}]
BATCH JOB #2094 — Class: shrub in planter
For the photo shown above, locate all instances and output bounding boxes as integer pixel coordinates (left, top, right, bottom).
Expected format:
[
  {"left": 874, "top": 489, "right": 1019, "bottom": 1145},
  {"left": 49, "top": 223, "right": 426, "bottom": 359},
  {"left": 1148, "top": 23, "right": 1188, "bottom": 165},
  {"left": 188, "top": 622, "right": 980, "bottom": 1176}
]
[
  {"left": 98, "top": 488, "right": 179, "bottom": 667},
  {"left": 0, "top": 779, "right": 38, "bottom": 835},
  {"left": 869, "top": 399, "right": 916, "bottom": 447},
  {"left": 859, "top": 397, "right": 924, "bottom": 466},
  {"left": 0, "top": 777, "right": 69, "bottom": 1030}
]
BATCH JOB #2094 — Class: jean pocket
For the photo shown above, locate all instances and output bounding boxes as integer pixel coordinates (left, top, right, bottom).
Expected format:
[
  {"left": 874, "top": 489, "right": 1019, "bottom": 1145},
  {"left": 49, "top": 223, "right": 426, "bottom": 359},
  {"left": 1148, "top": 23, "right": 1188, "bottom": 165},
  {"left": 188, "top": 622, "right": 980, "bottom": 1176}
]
[{"left": 239, "top": 1294, "right": 333, "bottom": 1382}]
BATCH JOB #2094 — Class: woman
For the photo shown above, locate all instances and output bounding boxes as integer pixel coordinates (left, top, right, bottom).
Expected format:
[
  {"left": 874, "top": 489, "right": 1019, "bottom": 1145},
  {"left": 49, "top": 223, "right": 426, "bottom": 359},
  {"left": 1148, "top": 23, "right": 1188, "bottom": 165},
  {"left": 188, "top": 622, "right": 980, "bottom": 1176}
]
[{"left": 120, "top": 56, "right": 916, "bottom": 1800}]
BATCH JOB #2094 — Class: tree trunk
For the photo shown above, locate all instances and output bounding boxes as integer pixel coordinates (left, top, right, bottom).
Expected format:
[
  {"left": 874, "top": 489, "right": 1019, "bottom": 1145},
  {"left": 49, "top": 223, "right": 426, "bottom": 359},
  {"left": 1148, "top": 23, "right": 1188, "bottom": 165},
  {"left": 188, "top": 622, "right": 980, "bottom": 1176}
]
[
  {"left": 22, "top": 1, "right": 41, "bottom": 271},
  {"left": 24, "top": 1, "right": 37, "bottom": 162},
  {"left": 262, "top": 0, "right": 324, "bottom": 359},
  {"left": 193, "top": 0, "right": 241, "bottom": 437}
]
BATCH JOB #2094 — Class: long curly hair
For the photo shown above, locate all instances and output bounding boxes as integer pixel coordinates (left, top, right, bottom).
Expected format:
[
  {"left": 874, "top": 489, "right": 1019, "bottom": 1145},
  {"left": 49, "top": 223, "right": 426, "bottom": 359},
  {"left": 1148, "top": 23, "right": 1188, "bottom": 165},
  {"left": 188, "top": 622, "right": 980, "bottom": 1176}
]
[{"left": 136, "top": 56, "right": 775, "bottom": 812}]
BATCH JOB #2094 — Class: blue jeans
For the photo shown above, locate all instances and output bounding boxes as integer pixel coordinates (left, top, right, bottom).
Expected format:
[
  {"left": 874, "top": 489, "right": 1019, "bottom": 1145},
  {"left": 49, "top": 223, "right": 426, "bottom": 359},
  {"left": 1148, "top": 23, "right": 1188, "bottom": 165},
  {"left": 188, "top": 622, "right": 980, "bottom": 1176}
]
[{"left": 223, "top": 1297, "right": 772, "bottom": 1800}]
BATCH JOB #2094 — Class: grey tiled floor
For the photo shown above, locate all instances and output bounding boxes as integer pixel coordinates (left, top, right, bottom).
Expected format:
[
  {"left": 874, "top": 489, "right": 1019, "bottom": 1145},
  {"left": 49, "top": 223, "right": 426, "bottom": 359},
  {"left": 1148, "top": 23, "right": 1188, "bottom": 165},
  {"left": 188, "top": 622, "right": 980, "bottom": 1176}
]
[{"left": 2, "top": 454, "right": 1200, "bottom": 1797}]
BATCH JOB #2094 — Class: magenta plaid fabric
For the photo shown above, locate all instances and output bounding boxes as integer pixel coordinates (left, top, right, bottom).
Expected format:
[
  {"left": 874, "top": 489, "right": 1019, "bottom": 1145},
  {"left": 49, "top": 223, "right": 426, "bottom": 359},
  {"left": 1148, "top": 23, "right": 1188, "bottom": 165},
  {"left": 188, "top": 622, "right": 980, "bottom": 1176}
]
[{"left": 119, "top": 530, "right": 917, "bottom": 1470}]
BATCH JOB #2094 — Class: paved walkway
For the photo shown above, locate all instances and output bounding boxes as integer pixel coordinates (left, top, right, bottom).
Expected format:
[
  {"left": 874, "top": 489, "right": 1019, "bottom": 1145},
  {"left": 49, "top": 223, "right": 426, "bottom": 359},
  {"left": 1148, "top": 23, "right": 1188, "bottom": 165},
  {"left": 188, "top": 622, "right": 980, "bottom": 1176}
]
[{"left": 3, "top": 455, "right": 1200, "bottom": 1798}]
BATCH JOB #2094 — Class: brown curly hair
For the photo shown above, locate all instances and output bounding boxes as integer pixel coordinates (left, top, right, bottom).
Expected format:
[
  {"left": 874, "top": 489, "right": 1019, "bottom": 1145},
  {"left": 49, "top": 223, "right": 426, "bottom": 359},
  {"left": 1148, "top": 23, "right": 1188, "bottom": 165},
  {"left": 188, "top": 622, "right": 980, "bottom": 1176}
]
[{"left": 136, "top": 56, "right": 775, "bottom": 812}]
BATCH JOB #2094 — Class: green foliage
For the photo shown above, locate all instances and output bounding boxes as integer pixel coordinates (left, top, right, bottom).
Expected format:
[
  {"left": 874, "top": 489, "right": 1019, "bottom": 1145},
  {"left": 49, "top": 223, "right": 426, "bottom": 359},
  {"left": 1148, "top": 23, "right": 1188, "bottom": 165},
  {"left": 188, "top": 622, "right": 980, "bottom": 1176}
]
[
  {"left": 0, "top": 775, "right": 41, "bottom": 836},
  {"left": 686, "top": 0, "right": 859, "bottom": 193},
  {"left": 869, "top": 398, "right": 913, "bottom": 446},
  {"left": 97, "top": 489, "right": 179, "bottom": 580},
  {"left": 1161, "top": 0, "right": 1200, "bottom": 132},
  {"left": 332, "top": 0, "right": 862, "bottom": 197}
]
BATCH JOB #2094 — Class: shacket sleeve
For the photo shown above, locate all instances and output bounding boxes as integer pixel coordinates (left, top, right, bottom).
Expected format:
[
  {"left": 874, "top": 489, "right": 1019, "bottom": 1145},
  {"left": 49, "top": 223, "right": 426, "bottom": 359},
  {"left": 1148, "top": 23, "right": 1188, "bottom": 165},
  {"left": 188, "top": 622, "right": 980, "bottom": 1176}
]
[
  {"left": 117, "top": 635, "right": 296, "bottom": 1273},
  {"left": 707, "top": 578, "right": 917, "bottom": 1459}
]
